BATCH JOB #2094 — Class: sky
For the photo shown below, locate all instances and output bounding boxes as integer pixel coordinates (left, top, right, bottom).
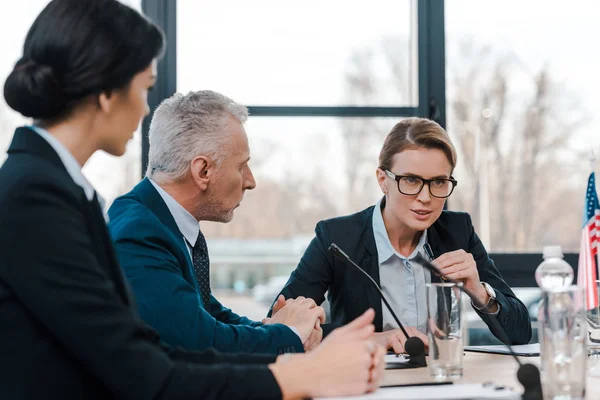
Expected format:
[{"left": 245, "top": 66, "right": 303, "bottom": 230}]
[{"left": 0, "top": 0, "right": 599, "bottom": 243}]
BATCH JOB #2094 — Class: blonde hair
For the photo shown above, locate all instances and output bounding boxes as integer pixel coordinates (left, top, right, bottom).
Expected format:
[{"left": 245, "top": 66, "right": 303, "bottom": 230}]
[{"left": 378, "top": 117, "right": 457, "bottom": 172}]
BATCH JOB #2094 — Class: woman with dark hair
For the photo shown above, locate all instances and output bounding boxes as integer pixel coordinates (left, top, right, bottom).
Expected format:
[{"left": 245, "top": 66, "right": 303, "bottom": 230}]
[
  {"left": 272, "top": 117, "right": 532, "bottom": 351},
  {"left": 0, "top": 1, "right": 384, "bottom": 399}
]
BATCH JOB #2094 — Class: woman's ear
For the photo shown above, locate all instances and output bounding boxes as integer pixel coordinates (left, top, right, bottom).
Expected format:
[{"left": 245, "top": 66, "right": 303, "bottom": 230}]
[
  {"left": 376, "top": 168, "right": 388, "bottom": 194},
  {"left": 97, "top": 90, "right": 114, "bottom": 114}
]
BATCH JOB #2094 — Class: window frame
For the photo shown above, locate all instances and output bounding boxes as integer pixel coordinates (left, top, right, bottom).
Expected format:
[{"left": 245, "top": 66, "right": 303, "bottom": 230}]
[{"left": 141, "top": 0, "right": 570, "bottom": 287}]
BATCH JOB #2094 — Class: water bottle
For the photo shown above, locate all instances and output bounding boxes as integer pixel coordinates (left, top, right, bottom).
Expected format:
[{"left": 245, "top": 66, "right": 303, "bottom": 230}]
[
  {"left": 535, "top": 245, "right": 576, "bottom": 384},
  {"left": 534, "top": 245, "right": 574, "bottom": 290}
]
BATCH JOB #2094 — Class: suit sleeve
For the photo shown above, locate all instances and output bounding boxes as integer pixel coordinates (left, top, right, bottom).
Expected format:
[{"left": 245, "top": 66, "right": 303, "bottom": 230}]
[
  {"left": 110, "top": 215, "right": 302, "bottom": 354},
  {"left": 269, "top": 222, "right": 341, "bottom": 336},
  {"left": 0, "top": 177, "right": 282, "bottom": 400},
  {"left": 209, "top": 295, "right": 262, "bottom": 327},
  {"left": 465, "top": 214, "right": 532, "bottom": 345},
  {"left": 166, "top": 346, "right": 277, "bottom": 365}
]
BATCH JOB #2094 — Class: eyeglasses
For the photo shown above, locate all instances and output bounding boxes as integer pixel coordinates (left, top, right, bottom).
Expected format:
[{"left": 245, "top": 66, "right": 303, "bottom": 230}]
[{"left": 382, "top": 169, "right": 457, "bottom": 198}]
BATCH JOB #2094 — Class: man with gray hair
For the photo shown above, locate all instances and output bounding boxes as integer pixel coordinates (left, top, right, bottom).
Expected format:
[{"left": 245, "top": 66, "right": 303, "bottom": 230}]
[{"left": 108, "top": 90, "right": 324, "bottom": 354}]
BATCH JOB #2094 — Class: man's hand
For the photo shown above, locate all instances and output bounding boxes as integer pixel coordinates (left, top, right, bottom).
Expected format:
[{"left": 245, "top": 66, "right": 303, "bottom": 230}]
[
  {"left": 269, "top": 309, "right": 385, "bottom": 399},
  {"left": 265, "top": 295, "right": 325, "bottom": 349},
  {"left": 432, "top": 249, "right": 491, "bottom": 307},
  {"left": 371, "top": 327, "right": 429, "bottom": 354},
  {"left": 264, "top": 296, "right": 325, "bottom": 344},
  {"left": 367, "top": 342, "right": 386, "bottom": 393},
  {"left": 303, "top": 320, "right": 323, "bottom": 352}
]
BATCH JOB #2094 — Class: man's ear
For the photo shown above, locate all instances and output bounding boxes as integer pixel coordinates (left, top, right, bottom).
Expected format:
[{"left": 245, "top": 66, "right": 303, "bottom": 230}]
[{"left": 190, "top": 155, "right": 212, "bottom": 190}]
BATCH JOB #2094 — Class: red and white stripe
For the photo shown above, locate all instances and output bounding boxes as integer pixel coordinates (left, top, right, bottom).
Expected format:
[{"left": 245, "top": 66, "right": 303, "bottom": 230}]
[{"left": 578, "top": 210, "right": 600, "bottom": 310}]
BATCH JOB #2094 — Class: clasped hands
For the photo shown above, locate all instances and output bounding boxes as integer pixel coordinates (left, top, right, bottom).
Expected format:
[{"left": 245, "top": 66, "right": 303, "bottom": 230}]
[
  {"left": 265, "top": 294, "right": 429, "bottom": 356},
  {"left": 263, "top": 294, "right": 324, "bottom": 351},
  {"left": 270, "top": 309, "right": 386, "bottom": 398}
]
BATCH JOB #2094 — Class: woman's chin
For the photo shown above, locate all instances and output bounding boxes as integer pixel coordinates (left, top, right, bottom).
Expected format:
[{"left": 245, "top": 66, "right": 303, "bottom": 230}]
[
  {"left": 102, "top": 143, "right": 127, "bottom": 157},
  {"left": 408, "top": 217, "right": 434, "bottom": 231}
]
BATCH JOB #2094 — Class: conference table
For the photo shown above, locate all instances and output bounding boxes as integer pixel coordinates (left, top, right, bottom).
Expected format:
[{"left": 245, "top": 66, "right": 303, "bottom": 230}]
[{"left": 383, "top": 352, "right": 600, "bottom": 394}]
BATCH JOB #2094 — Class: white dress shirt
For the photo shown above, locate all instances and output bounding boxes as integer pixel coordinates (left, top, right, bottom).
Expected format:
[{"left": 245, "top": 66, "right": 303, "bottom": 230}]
[
  {"left": 149, "top": 178, "right": 199, "bottom": 257},
  {"left": 372, "top": 197, "right": 431, "bottom": 334}
]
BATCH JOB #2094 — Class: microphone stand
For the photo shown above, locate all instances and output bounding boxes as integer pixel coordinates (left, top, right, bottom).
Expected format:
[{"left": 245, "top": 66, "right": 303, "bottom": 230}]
[
  {"left": 412, "top": 253, "right": 542, "bottom": 400},
  {"left": 328, "top": 243, "right": 427, "bottom": 368}
]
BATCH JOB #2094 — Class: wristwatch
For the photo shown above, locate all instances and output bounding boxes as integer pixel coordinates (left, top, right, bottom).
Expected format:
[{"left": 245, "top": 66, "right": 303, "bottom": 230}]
[{"left": 474, "top": 281, "right": 496, "bottom": 311}]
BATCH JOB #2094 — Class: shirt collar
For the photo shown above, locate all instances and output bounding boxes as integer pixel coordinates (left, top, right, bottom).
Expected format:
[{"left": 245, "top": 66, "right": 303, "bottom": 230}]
[
  {"left": 29, "top": 125, "right": 104, "bottom": 209},
  {"left": 149, "top": 178, "right": 199, "bottom": 247},
  {"left": 372, "top": 197, "right": 428, "bottom": 264}
]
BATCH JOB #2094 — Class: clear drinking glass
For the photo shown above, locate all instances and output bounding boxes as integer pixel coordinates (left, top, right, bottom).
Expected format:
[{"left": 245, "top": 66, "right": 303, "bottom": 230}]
[
  {"left": 586, "top": 280, "right": 600, "bottom": 352},
  {"left": 426, "top": 282, "right": 463, "bottom": 380},
  {"left": 539, "top": 285, "right": 587, "bottom": 399}
]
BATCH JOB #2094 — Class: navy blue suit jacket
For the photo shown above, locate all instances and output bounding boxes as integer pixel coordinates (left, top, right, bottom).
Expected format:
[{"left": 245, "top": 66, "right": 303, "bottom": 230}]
[
  {"left": 108, "top": 178, "right": 302, "bottom": 354},
  {"left": 272, "top": 201, "right": 532, "bottom": 345}
]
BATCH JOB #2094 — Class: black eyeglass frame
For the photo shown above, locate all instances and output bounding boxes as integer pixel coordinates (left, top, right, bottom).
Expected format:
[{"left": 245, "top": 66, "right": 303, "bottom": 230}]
[{"left": 381, "top": 168, "right": 458, "bottom": 198}]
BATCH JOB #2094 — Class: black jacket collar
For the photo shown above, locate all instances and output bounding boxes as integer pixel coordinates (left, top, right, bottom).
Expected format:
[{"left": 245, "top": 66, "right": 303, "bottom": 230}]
[{"left": 8, "top": 126, "right": 69, "bottom": 175}]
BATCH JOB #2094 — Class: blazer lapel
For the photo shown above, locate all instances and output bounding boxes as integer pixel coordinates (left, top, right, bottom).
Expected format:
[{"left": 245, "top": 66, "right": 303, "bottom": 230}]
[
  {"left": 134, "top": 178, "right": 182, "bottom": 238},
  {"left": 361, "top": 212, "right": 384, "bottom": 332},
  {"left": 133, "top": 178, "right": 196, "bottom": 281}
]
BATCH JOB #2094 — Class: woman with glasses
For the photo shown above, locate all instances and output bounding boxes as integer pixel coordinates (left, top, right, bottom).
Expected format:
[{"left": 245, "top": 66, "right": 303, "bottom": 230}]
[{"left": 271, "top": 117, "right": 531, "bottom": 352}]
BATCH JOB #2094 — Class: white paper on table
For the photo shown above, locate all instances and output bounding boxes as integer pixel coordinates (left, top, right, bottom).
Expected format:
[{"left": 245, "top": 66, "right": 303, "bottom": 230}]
[
  {"left": 463, "top": 343, "right": 540, "bottom": 356},
  {"left": 315, "top": 383, "right": 520, "bottom": 400},
  {"left": 384, "top": 354, "right": 409, "bottom": 365}
]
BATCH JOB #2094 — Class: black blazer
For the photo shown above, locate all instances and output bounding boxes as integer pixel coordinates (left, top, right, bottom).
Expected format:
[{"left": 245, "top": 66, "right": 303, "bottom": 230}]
[
  {"left": 273, "top": 202, "right": 532, "bottom": 345},
  {"left": 0, "top": 127, "right": 281, "bottom": 400}
]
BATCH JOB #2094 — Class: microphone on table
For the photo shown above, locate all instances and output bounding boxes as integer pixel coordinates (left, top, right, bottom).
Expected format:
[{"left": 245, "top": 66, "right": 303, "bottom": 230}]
[
  {"left": 412, "top": 252, "right": 542, "bottom": 400},
  {"left": 328, "top": 243, "right": 427, "bottom": 369}
]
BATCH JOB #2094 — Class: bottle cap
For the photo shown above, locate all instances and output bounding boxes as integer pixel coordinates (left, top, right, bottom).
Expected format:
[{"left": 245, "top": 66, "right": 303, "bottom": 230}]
[{"left": 542, "top": 245, "right": 563, "bottom": 259}]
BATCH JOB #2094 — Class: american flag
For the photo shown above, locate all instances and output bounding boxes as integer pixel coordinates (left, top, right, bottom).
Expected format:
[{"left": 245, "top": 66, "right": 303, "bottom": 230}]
[{"left": 578, "top": 172, "right": 600, "bottom": 310}]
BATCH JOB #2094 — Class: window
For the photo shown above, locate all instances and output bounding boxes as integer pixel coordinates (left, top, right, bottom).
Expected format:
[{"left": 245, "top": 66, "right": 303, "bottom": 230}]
[
  {"left": 201, "top": 116, "right": 398, "bottom": 239},
  {"left": 0, "top": 0, "right": 143, "bottom": 208},
  {"left": 442, "top": 0, "right": 600, "bottom": 343},
  {"left": 445, "top": 0, "right": 600, "bottom": 254},
  {"left": 0, "top": 0, "right": 51, "bottom": 159},
  {"left": 173, "top": 0, "right": 441, "bottom": 319},
  {"left": 201, "top": 116, "right": 398, "bottom": 299},
  {"left": 177, "top": 0, "right": 417, "bottom": 107}
]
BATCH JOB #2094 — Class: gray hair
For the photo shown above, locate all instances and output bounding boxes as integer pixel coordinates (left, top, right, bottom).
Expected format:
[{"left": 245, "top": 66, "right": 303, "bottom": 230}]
[{"left": 145, "top": 90, "right": 248, "bottom": 180}]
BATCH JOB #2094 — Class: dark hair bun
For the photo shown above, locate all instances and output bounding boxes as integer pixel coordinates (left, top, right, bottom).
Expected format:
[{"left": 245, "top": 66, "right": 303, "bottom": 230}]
[
  {"left": 4, "top": 0, "right": 164, "bottom": 121},
  {"left": 4, "top": 59, "right": 67, "bottom": 119}
]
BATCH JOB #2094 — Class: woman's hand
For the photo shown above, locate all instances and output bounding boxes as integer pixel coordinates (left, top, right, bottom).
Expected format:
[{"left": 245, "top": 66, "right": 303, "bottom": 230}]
[
  {"left": 371, "top": 327, "right": 429, "bottom": 354},
  {"left": 433, "top": 249, "right": 492, "bottom": 308}
]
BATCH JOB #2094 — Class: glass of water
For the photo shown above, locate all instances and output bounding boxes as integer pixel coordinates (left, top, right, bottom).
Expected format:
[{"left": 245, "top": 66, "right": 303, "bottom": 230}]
[
  {"left": 425, "top": 282, "right": 463, "bottom": 380},
  {"left": 539, "top": 285, "right": 587, "bottom": 399},
  {"left": 586, "top": 280, "right": 600, "bottom": 351}
]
